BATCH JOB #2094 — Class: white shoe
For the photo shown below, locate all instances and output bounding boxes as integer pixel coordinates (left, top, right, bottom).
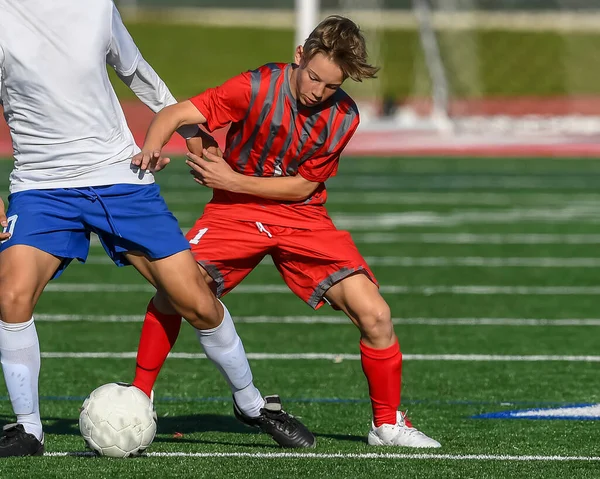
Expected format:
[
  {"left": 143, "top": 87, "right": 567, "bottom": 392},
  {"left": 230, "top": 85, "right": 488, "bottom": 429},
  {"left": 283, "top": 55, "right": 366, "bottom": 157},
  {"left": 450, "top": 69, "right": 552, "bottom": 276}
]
[{"left": 368, "top": 411, "right": 441, "bottom": 448}]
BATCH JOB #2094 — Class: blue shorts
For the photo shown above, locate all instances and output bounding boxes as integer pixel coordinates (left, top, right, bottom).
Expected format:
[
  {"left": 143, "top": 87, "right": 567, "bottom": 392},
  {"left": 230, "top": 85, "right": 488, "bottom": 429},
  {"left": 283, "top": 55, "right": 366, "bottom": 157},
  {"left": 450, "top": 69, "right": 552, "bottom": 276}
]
[{"left": 0, "top": 184, "right": 190, "bottom": 279}]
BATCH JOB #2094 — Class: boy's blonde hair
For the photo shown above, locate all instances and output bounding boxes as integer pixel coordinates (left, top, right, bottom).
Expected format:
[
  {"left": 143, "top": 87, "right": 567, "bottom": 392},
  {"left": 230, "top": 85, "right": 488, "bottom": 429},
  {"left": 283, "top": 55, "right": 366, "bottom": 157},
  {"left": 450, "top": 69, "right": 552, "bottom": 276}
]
[{"left": 302, "top": 15, "right": 379, "bottom": 82}]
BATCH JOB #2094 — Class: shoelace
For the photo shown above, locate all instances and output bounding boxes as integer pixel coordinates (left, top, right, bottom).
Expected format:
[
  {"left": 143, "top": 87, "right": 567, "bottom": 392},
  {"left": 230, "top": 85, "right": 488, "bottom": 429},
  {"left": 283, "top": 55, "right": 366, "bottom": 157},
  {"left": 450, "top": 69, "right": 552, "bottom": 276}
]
[
  {"left": 400, "top": 410, "right": 414, "bottom": 429},
  {"left": 263, "top": 408, "right": 299, "bottom": 434}
]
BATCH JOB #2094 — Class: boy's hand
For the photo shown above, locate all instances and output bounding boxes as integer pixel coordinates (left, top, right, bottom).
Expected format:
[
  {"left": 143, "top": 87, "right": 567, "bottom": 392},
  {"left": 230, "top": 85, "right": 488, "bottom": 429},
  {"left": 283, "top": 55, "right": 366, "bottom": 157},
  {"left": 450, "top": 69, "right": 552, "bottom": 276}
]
[
  {"left": 0, "top": 197, "right": 10, "bottom": 241},
  {"left": 131, "top": 149, "right": 170, "bottom": 172},
  {"left": 186, "top": 149, "right": 238, "bottom": 191}
]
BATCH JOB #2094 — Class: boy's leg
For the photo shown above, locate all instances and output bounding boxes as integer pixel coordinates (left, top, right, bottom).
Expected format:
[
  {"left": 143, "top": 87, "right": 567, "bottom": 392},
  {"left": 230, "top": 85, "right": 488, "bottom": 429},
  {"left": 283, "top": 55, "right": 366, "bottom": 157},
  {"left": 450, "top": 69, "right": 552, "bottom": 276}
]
[
  {"left": 324, "top": 275, "right": 399, "bottom": 425},
  {"left": 126, "top": 216, "right": 267, "bottom": 415},
  {"left": 0, "top": 189, "right": 89, "bottom": 456},
  {"left": 275, "top": 226, "right": 440, "bottom": 448},
  {"left": 0, "top": 246, "right": 61, "bottom": 454},
  {"left": 126, "top": 216, "right": 315, "bottom": 447}
]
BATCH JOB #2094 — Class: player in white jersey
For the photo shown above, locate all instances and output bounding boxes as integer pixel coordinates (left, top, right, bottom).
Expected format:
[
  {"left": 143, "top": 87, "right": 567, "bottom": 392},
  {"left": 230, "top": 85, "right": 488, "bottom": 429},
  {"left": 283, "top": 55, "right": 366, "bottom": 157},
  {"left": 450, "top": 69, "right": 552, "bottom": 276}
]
[{"left": 0, "top": 0, "right": 312, "bottom": 456}]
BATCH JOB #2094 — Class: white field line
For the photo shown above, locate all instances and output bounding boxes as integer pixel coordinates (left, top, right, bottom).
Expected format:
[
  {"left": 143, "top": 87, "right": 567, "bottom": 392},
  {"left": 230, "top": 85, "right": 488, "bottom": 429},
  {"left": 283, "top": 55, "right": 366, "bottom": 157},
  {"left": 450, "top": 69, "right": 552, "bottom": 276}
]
[
  {"left": 330, "top": 207, "right": 600, "bottom": 229},
  {"left": 44, "top": 451, "right": 600, "bottom": 461},
  {"left": 40, "top": 352, "right": 600, "bottom": 362},
  {"left": 160, "top": 191, "right": 600, "bottom": 207},
  {"left": 159, "top": 175, "right": 599, "bottom": 192},
  {"left": 170, "top": 207, "right": 600, "bottom": 227},
  {"left": 88, "top": 232, "right": 600, "bottom": 247},
  {"left": 33, "top": 314, "right": 600, "bottom": 326},
  {"left": 352, "top": 233, "right": 600, "bottom": 244},
  {"left": 82, "top": 256, "right": 600, "bottom": 268},
  {"left": 41, "top": 284, "right": 600, "bottom": 295},
  {"left": 327, "top": 177, "right": 600, "bottom": 191}
]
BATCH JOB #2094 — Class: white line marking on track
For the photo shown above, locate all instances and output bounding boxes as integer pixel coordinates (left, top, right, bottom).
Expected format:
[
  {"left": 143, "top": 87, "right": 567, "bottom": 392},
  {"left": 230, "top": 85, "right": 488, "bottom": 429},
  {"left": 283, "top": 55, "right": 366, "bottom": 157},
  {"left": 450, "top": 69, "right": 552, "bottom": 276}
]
[
  {"left": 39, "top": 352, "right": 600, "bottom": 362},
  {"left": 171, "top": 207, "right": 600, "bottom": 227},
  {"left": 34, "top": 314, "right": 600, "bottom": 326},
  {"left": 87, "top": 232, "right": 600, "bottom": 246},
  {"left": 41, "top": 284, "right": 600, "bottom": 295},
  {"left": 43, "top": 451, "right": 600, "bottom": 461},
  {"left": 81, "top": 256, "right": 600, "bottom": 268},
  {"left": 331, "top": 208, "right": 600, "bottom": 229},
  {"left": 351, "top": 233, "right": 600, "bottom": 244}
]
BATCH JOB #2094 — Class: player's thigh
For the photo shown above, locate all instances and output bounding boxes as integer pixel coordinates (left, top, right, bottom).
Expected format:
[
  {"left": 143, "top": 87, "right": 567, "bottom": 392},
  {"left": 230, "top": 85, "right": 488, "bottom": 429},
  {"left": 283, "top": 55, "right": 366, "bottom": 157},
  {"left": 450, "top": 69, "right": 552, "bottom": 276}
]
[
  {"left": 0, "top": 245, "right": 63, "bottom": 322},
  {"left": 0, "top": 189, "right": 89, "bottom": 320},
  {"left": 125, "top": 249, "right": 221, "bottom": 329},
  {"left": 186, "top": 216, "right": 272, "bottom": 298},
  {"left": 274, "top": 227, "right": 378, "bottom": 310}
]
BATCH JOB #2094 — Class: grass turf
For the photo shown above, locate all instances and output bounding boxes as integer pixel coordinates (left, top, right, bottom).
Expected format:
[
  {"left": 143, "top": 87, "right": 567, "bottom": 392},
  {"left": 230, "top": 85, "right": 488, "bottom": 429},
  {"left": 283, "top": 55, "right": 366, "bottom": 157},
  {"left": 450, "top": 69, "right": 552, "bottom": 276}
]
[{"left": 1, "top": 157, "right": 600, "bottom": 477}]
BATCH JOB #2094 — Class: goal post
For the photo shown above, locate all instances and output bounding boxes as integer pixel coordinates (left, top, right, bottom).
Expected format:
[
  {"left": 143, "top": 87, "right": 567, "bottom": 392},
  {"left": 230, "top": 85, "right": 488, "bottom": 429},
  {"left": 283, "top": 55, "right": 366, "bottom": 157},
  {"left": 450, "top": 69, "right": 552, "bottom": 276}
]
[{"left": 293, "top": 0, "right": 600, "bottom": 139}]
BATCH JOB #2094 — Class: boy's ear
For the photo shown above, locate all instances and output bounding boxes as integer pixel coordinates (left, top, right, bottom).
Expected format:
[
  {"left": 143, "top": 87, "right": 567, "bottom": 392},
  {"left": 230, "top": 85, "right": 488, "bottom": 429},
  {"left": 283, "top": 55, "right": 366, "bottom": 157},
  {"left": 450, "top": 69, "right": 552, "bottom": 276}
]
[{"left": 294, "top": 45, "right": 304, "bottom": 65}]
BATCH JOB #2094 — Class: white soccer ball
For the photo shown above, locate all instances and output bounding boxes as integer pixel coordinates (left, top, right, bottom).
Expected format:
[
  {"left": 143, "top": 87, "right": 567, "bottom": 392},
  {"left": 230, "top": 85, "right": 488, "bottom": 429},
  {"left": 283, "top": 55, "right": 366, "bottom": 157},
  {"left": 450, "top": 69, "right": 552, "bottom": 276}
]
[{"left": 79, "top": 382, "right": 157, "bottom": 458}]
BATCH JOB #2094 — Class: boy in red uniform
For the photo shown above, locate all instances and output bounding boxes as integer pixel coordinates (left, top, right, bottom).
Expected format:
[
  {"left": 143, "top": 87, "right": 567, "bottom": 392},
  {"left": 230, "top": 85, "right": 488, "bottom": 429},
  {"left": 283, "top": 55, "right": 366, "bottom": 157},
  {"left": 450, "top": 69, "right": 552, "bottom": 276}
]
[{"left": 133, "top": 15, "right": 440, "bottom": 448}]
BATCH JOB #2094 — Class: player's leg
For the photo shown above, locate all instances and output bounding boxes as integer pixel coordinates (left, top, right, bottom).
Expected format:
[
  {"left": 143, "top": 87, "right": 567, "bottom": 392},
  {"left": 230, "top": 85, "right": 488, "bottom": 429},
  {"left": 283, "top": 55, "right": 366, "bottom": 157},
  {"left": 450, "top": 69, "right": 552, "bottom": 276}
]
[
  {"left": 89, "top": 187, "right": 314, "bottom": 447},
  {"left": 0, "top": 189, "right": 89, "bottom": 456},
  {"left": 125, "top": 249, "right": 266, "bottom": 415},
  {"left": 133, "top": 217, "right": 314, "bottom": 448},
  {"left": 324, "top": 276, "right": 436, "bottom": 448},
  {"left": 181, "top": 220, "right": 316, "bottom": 447},
  {"left": 128, "top": 251, "right": 272, "bottom": 430},
  {"left": 275, "top": 226, "right": 440, "bottom": 448},
  {"left": 125, "top": 215, "right": 265, "bottom": 408},
  {"left": 0, "top": 246, "right": 61, "bottom": 455}
]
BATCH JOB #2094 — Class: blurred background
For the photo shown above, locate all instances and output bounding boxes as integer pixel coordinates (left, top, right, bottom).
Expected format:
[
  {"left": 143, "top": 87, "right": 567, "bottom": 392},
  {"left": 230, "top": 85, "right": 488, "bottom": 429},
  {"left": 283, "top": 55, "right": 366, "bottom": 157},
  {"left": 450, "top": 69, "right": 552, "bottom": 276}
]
[
  {"left": 110, "top": 0, "right": 600, "bottom": 156},
  {"left": 2, "top": 0, "right": 599, "bottom": 156}
]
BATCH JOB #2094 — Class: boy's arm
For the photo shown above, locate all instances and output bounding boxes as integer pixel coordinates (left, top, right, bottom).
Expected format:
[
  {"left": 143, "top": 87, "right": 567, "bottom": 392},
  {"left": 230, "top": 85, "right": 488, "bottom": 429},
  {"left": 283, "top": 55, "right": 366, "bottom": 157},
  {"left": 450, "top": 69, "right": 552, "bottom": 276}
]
[
  {"left": 187, "top": 150, "right": 320, "bottom": 201},
  {"left": 134, "top": 71, "right": 252, "bottom": 171},
  {"left": 133, "top": 100, "right": 207, "bottom": 171},
  {"left": 186, "top": 116, "right": 359, "bottom": 202},
  {"left": 106, "top": 2, "right": 198, "bottom": 139}
]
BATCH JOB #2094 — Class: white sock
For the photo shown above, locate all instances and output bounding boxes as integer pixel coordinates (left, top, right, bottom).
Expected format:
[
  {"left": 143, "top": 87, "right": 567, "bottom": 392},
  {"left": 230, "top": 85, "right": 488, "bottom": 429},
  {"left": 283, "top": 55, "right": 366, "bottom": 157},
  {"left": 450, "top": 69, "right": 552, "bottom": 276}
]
[
  {"left": 0, "top": 318, "right": 43, "bottom": 441},
  {"left": 196, "top": 301, "right": 264, "bottom": 417}
]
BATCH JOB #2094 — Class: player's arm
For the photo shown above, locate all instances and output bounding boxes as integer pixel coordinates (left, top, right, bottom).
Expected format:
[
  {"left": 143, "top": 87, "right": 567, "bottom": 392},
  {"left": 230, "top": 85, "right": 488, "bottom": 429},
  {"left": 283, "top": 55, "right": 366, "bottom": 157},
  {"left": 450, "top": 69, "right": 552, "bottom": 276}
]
[
  {"left": 134, "top": 71, "right": 252, "bottom": 171},
  {"left": 187, "top": 110, "right": 359, "bottom": 201},
  {"left": 106, "top": 2, "right": 199, "bottom": 140},
  {"left": 187, "top": 150, "right": 320, "bottom": 201},
  {"left": 133, "top": 101, "right": 207, "bottom": 171}
]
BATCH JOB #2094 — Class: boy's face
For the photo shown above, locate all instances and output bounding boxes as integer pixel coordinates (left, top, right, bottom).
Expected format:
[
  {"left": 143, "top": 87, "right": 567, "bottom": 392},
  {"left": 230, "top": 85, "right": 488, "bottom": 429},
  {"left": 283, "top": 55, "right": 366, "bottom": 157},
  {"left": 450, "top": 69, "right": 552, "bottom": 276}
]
[{"left": 293, "top": 47, "right": 345, "bottom": 107}]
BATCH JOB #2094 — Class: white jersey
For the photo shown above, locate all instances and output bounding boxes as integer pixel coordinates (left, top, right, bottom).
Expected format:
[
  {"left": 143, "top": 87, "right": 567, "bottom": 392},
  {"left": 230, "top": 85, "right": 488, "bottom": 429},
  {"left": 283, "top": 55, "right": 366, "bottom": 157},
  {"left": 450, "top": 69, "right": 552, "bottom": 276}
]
[{"left": 0, "top": 0, "right": 182, "bottom": 193}]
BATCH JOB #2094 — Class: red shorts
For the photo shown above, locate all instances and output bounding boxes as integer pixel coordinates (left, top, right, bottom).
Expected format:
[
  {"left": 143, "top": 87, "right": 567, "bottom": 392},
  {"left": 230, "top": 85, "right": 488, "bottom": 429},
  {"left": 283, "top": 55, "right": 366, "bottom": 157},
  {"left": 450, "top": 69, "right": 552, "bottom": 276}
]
[{"left": 185, "top": 214, "right": 377, "bottom": 309}]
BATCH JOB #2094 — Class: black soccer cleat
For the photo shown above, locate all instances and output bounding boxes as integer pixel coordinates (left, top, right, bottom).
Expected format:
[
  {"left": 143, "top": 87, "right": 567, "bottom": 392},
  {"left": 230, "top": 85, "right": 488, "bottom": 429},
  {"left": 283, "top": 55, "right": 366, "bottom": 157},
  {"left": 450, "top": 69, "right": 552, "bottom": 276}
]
[
  {"left": 233, "top": 395, "right": 316, "bottom": 448},
  {"left": 0, "top": 423, "right": 44, "bottom": 457}
]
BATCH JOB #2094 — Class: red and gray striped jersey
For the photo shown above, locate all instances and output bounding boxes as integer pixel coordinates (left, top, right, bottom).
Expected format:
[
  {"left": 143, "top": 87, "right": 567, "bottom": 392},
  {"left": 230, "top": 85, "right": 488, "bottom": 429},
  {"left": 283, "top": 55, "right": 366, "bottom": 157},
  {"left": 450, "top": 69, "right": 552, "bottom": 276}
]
[{"left": 189, "top": 62, "right": 359, "bottom": 227}]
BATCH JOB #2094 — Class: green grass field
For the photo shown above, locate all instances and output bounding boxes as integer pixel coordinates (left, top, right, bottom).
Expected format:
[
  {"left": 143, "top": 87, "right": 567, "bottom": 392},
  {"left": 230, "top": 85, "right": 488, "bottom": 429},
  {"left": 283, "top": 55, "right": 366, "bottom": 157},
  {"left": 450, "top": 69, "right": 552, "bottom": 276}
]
[
  {"left": 1, "top": 157, "right": 600, "bottom": 477},
  {"left": 109, "top": 23, "right": 600, "bottom": 101}
]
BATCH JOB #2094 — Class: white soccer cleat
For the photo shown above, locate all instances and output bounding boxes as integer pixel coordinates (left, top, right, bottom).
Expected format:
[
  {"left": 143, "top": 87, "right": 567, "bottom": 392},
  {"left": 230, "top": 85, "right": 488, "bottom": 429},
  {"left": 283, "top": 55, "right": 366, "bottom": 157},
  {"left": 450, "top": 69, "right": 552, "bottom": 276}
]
[{"left": 368, "top": 411, "right": 441, "bottom": 448}]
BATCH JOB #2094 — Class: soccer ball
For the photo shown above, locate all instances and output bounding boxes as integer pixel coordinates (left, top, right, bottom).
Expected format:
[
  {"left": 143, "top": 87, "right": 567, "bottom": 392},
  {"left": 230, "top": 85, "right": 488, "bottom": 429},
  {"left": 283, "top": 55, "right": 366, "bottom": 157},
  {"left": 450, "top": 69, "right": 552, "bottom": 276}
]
[{"left": 79, "top": 382, "right": 157, "bottom": 458}]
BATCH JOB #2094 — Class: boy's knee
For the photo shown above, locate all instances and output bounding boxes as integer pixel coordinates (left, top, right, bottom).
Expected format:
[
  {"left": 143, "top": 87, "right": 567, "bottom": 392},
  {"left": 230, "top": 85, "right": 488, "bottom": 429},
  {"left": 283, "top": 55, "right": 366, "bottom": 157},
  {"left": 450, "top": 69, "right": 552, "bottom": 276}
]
[
  {"left": 177, "top": 295, "right": 223, "bottom": 331},
  {"left": 0, "top": 281, "right": 36, "bottom": 321},
  {"left": 357, "top": 302, "right": 393, "bottom": 342}
]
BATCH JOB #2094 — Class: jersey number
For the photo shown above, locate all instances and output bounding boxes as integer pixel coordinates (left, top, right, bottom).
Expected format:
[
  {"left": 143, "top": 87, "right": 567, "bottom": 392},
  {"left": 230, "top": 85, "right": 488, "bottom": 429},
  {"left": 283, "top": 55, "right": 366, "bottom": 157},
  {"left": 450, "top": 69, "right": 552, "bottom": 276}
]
[
  {"left": 1, "top": 215, "right": 18, "bottom": 244},
  {"left": 189, "top": 227, "right": 208, "bottom": 245}
]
